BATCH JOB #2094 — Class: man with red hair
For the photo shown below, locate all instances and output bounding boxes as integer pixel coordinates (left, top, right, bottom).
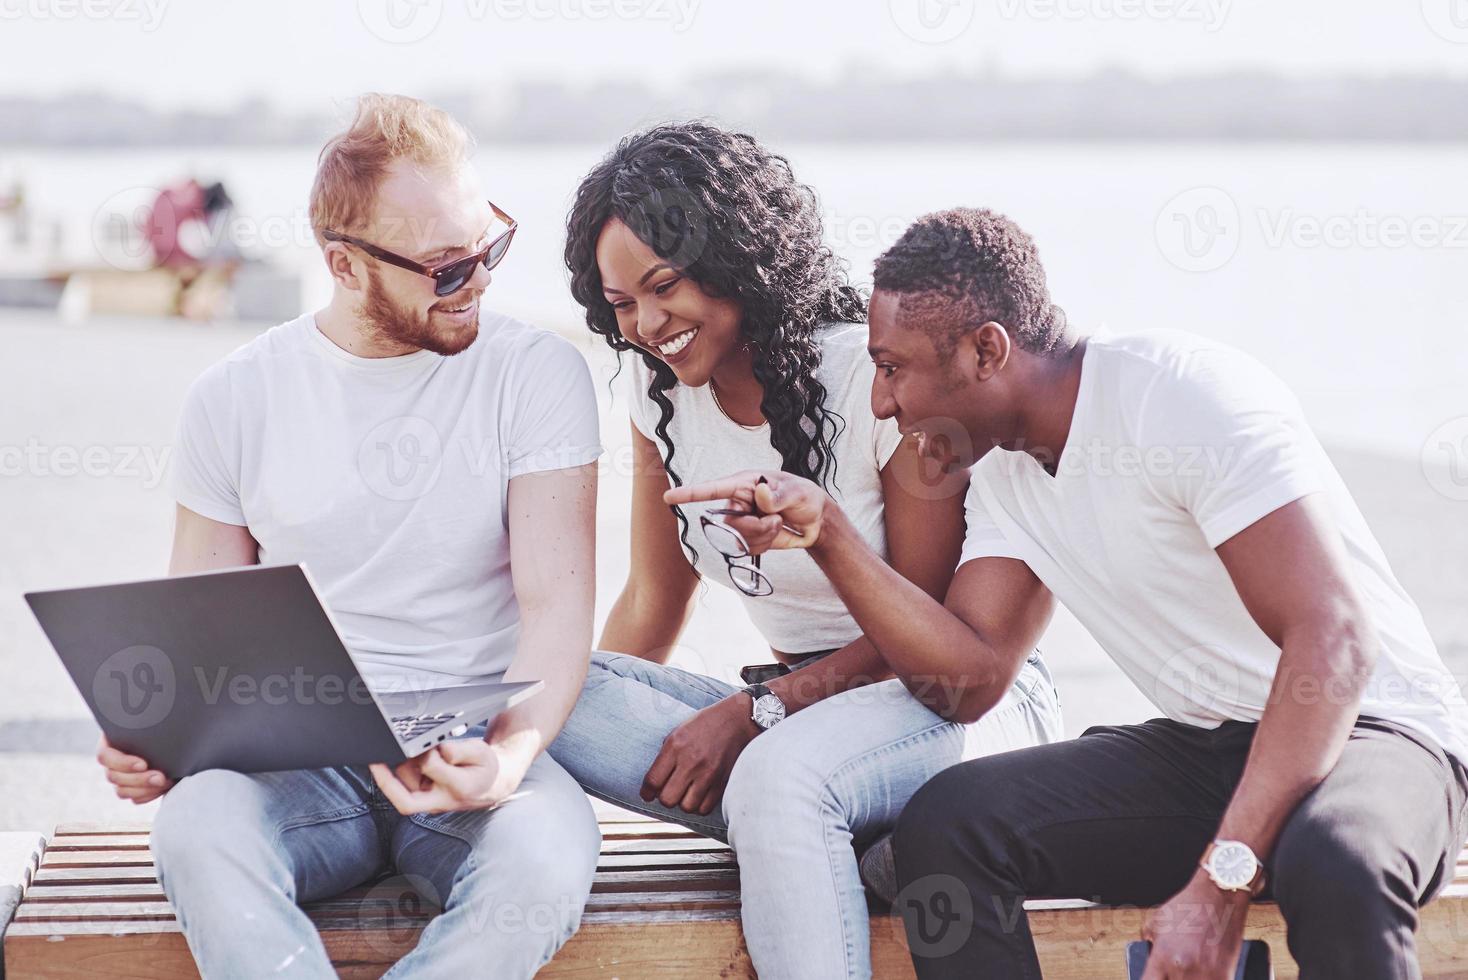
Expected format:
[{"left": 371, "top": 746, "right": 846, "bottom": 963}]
[{"left": 95, "top": 94, "right": 604, "bottom": 978}]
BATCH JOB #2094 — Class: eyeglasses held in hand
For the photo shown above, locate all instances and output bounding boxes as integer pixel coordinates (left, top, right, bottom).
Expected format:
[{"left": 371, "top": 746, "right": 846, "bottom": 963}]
[
  {"left": 700, "top": 508, "right": 773, "bottom": 597},
  {"left": 322, "top": 200, "right": 518, "bottom": 297}
]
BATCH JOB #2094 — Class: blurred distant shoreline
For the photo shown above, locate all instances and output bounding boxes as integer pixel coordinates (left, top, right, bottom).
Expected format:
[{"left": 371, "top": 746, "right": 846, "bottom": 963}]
[{"left": 8, "top": 69, "right": 1468, "bottom": 147}]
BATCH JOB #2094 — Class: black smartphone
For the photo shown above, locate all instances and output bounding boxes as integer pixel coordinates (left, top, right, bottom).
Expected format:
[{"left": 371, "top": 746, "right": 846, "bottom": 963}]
[
  {"left": 739, "top": 663, "right": 791, "bottom": 686},
  {"left": 1126, "top": 939, "right": 1271, "bottom": 979}
]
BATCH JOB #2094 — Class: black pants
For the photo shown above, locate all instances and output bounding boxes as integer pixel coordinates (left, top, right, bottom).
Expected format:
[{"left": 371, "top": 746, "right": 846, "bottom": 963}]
[{"left": 892, "top": 716, "right": 1468, "bottom": 979}]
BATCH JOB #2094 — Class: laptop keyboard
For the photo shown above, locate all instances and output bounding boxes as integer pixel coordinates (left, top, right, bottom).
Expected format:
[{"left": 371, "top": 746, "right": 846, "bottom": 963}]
[{"left": 389, "top": 711, "right": 457, "bottom": 741}]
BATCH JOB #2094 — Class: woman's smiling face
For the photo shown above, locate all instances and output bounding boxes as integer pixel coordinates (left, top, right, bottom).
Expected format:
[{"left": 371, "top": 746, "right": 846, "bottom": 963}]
[{"left": 595, "top": 217, "right": 743, "bottom": 387}]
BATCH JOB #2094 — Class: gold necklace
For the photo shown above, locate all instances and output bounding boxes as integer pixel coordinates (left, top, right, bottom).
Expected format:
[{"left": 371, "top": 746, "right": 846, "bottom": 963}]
[{"left": 709, "top": 380, "right": 764, "bottom": 430}]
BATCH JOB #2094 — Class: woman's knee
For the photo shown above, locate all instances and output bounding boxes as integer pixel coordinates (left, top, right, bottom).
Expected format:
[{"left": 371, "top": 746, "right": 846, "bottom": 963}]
[{"left": 723, "top": 728, "right": 824, "bottom": 837}]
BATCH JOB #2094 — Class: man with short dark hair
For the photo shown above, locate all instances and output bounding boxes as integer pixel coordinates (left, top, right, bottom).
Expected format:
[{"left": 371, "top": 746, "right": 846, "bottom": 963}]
[{"left": 667, "top": 207, "right": 1468, "bottom": 979}]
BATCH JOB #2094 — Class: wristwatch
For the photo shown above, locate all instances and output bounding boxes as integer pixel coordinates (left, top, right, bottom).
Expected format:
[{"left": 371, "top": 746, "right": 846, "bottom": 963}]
[
  {"left": 742, "top": 683, "right": 786, "bottom": 730},
  {"left": 1200, "top": 839, "right": 1266, "bottom": 897}
]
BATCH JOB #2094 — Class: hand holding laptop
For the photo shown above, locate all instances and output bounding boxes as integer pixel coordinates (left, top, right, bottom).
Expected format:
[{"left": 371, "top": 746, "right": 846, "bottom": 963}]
[
  {"left": 370, "top": 737, "right": 522, "bottom": 815},
  {"left": 96, "top": 736, "right": 174, "bottom": 805},
  {"left": 96, "top": 724, "right": 524, "bottom": 816},
  {"left": 97, "top": 726, "right": 529, "bottom": 818}
]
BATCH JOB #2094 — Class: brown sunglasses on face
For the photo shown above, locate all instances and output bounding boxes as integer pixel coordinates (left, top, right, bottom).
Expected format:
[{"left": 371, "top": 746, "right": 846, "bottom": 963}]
[{"left": 322, "top": 200, "right": 518, "bottom": 297}]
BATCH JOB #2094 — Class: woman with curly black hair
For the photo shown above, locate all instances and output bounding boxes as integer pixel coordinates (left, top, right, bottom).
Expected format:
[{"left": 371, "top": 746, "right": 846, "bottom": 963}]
[{"left": 547, "top": 122, "right": 1062, "bottom": 979}]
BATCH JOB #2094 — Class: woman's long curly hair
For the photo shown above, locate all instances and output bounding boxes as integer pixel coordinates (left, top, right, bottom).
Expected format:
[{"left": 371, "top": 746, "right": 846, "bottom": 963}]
[{"left": 565, "top": 121, "right": 867, "bottom": 561}]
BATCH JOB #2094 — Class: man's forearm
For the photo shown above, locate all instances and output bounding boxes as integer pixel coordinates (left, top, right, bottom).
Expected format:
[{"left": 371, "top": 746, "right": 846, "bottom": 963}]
[
  {"left": 485, "top": 611, "right": 592, "bottom": 780},
  {"left": 764, "top": 636, "right": 894, "bottom": 714},
  {"left": 1213, "top": 617, "right": 1375, "bottom": 861},
  {"left": 808, "top": 506, "right": 1015, "bottom": 719}
]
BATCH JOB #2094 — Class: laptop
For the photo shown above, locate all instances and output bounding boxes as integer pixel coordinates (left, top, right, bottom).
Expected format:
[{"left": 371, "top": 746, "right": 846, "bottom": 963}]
[{"left": 24, "top": 563, "right": 541, "bottom": 779}]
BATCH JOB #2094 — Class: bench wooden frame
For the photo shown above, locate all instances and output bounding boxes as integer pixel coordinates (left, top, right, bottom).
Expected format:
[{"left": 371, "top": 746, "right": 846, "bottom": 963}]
[{"left": 6, "top": 816, "right": 1468, "bottom": 978}]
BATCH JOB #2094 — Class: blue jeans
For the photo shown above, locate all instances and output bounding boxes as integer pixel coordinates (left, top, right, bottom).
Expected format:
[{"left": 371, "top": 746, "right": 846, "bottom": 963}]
[
  {"left": 150, "top": 731, "right": 599, "bottom": 980},
  {"left": 548, "top": 651, "right": 1064, "bottom": 979}
]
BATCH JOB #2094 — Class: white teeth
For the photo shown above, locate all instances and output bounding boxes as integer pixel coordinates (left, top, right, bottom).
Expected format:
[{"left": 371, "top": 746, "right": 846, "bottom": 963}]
[{"left": 657, "top": 329, "right": 697, "bottom": 357}]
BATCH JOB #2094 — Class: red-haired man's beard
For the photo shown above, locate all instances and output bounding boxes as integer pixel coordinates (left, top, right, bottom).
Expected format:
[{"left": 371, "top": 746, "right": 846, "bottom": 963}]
[{"left": 358, "top": 267, "right": 481, "bottom": 357}]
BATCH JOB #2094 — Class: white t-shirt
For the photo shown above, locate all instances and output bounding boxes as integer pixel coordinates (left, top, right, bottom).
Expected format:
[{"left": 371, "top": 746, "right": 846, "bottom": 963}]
[
  {"left": 625, "top": 322, "right": 903, "bottom": 654},
  {"left": 960, "top": 330, "right": 1468, "bottom": 761},
  {"left": 172, "top": 311, "right": 603, "bottom": 694}
]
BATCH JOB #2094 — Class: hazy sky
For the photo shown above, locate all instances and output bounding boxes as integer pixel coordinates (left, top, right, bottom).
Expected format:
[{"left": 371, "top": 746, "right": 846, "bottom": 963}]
[{"left": 7, "top": 0, "right": 1468, "bottom": 111}]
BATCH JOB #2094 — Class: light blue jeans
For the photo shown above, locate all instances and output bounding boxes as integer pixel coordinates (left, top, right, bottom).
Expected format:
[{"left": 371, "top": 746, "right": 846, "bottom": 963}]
[
  {"left": 548, "top": 651, "right": 1064, "bottom": 979},
  {"left": 149, "top": 731, "right": 599, "bottom": 979}
]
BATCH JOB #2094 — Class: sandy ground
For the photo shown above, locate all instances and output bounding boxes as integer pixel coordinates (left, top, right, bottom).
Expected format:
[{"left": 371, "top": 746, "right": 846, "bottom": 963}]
[{"left": 1, "top": 312, "right": 1464, "bottom": 833}]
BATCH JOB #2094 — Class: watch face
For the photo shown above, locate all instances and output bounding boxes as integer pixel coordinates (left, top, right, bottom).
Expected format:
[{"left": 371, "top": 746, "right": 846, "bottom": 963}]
[
  {"left": 1210, "top": 842, "right": 1258, "bottom": 889},
  {"left": 752, "top": 693, "right": 785, "bottom": 728}
]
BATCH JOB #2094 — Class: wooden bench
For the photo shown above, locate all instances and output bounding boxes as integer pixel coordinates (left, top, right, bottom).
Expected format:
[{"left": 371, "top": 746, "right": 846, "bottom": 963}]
[{"left": 5, "top": 815, "right": 1468, "bottom": 978}]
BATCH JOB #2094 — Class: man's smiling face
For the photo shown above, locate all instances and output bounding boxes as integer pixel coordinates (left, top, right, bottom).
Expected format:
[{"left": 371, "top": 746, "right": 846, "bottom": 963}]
[
  {"left": 867, "top": 287, "right": 1014, "bottom": 470},
  {"left": 352, "top": 159, "right": 497, "bottom": 356}
]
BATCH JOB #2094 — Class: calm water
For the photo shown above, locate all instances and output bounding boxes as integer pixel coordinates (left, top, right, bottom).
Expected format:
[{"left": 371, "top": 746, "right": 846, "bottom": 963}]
[{"left": 5, "top": 141, "right": 1466, "bottom": 456}]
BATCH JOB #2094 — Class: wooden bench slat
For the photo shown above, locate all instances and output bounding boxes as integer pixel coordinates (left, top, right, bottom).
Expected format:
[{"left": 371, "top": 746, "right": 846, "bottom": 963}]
[
  {"left": 599, "top": 824, "right": 704, "bottom": 840},
  {"left": 45, "top": 835, "right": 152, "bottom": 851},
  {"left": 597, "top": 851, "right": 735, "bottom": 869},
  {"left": 584, "top": 889, "right": 739, "bottom": 911},
  {"left": 26, "top": 864, "right": 744, "bottom": 894},
  {"left": 592, "top": 868, "right": 740, "bottom": 892},
  {"left": 50, "top": 822, "right": 153, "bottom": 835},
  {"left": 42, "top": 851, "right": 156, "bottom": 867},
  {"left": 17, "top": 901, "right": 178, "bottom": 921},
  {"left": 7, "top": 919, "right": 186, "bottom": 937},
  {"left": 43, "top": 829, "right": 716, "bottom": 852},
  {"left": 19, "top": 884, "right": 166, "bottom": 902},
  {"left": 36, "top": 849, "right": 738, "bottom": 874},
  {"left": 599, "top": 837, "right": 729, "bottom": 854},
  {"left": 32, "top": 866, "right": 161, "bottom": 884}
]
